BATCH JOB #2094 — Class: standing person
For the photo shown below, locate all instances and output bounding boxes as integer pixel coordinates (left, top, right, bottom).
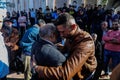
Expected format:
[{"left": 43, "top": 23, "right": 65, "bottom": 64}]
[
  {"left": 0, "top": 15, "right": 9, "bottom": 80},
  {"left": 100, "top": 21, "right": 109, "bottom": 78},
  {"left": 102, "top": 20, "right": 120, "bottom": 77},
  {"left": 31, "top": 13, "right": 97, "bottom": 80},
  {"left": 31, "top": 23, "right": 66, "bottom": 80},
  {"left": 20, "top": 19, "right": 46, "bottom": 80},
  {"left": 1, "top": 18, "right": 20, "bottom": 73},
  {"left": 18, "top": 11, "right": 27, "bottom": 39},
  {"left": 91, "top": 33, "right": 103, "bottom": 80}
]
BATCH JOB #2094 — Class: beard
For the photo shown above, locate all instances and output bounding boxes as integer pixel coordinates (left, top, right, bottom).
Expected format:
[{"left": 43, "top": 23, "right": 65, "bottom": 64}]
[
  {"left": 63, "top": 34, "right": 72, "bottom": 39},
  {"left": 112, "top": 27, "right": 119, "bottom": 31}
]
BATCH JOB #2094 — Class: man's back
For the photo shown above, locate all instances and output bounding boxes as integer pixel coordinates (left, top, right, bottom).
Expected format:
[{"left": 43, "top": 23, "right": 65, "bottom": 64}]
[
  {"left": 20, "top": 25, "right": 40, "bottom": 55},
  {"left": 32, "top": 38, "right": 66, "bottom": 67}
]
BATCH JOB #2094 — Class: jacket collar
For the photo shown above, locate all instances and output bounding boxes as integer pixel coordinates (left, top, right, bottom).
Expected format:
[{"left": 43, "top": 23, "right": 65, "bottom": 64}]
[
  {"left": 69, "top": 26, "right": 82, "bottom": 42},
  {"left": 38, "top": 37, "right": 56, "bottom": 48}
]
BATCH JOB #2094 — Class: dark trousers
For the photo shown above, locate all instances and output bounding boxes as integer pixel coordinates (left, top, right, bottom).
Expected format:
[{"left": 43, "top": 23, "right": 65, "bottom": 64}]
[
  {"left": 104, "top": 49, "right": 120, "bottom": 74},
  {"left": 92, "top": 62, "right": 103, "bottom": 80}
]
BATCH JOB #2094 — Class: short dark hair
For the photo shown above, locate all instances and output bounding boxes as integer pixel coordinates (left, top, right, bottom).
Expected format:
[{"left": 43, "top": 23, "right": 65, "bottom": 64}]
[{"left": 55, "top": 13, "right": 75, "bottom": 27}]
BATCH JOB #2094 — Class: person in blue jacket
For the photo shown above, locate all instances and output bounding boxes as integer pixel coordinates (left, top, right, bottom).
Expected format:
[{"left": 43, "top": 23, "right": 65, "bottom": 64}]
[{"left": 20, "top": 19, "right": 46, "bottom": 80}]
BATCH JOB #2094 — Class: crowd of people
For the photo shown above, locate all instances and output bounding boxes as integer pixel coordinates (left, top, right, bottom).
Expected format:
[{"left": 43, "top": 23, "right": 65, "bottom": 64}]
[{"left": 0, "top": 3, "right": 120, "bottom": 80}]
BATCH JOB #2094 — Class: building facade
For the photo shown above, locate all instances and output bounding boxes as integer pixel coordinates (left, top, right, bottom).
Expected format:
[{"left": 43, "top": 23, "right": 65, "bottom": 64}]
[{"left": 5, "top": 0, "right": 100, "bottom": 13}]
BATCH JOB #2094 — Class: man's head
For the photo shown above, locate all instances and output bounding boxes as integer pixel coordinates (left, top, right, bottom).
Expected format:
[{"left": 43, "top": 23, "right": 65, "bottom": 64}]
[
  {"left": 101, "top": 21, "right": 108, "bottom": 30},
  {"left": 37, "top": 19, "right": 46, "bottom": 27},
  {"left": 112, "top": 21, "right": 119, "bottom": 31},
  {"left": 40, "top": 23, "right": 57, "bottom": 43},
  {"left": 55, "top": 13, "right": 77, "bottom": 38}
]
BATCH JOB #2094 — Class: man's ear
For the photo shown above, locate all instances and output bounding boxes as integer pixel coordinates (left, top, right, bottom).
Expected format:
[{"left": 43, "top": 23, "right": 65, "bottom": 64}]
[{"left": 71, "top": 24, "right": 76, "bottom": 30}]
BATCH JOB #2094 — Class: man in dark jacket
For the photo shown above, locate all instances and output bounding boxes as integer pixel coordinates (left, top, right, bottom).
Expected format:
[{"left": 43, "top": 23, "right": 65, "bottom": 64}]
[
  {"left": 31, "top": 23, "right": 66, "bottom": 79},
  {"left": 31, "top": 13, "right": 97, "bottom": 80},
  {"left": 91, "top": 33, "right": 103, "bottom": 80}
]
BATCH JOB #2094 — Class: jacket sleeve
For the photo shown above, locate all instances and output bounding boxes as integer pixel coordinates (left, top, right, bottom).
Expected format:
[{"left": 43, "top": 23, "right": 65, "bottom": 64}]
[
  {"left": 36, "top": 38, "right": 95, "bottom": 80},
  {"left": 102, "top": 31, "right": 112, "bottom": 42}
]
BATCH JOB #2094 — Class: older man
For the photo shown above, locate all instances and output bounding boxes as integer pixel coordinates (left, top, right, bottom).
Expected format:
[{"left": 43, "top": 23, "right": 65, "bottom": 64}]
[
  {"left": 31, "top": 23, "right": 66, "bottom": 79},
  {"left": 32, "top": 13, "right": 97, "bottom": 80}
]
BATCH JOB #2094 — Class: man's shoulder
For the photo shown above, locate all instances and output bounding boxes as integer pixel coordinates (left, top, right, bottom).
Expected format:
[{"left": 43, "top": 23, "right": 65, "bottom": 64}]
[
  {"left": 26, "top": 27, "right": 39, "bottom": 34},
  {"left": 33, "top": 41, "right": 52, "bottom": 50},
  {"left": 28, "top": 26, "right": 39, "bottom": 30},
  {"left": 42, "top": 44, "right": 54, "bottom": 50},
  {"left": 41, "top": 43, "right": 58, "bottom": 54}
]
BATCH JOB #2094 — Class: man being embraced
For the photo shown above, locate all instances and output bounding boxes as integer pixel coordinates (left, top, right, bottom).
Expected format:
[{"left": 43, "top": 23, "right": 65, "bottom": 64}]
[{"left": 31, "top": 23, "right": 66, "bottom": 80}]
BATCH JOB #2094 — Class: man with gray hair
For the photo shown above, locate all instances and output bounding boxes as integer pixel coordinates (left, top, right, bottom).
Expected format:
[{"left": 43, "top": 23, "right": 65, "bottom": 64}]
[
  {"left": 31, "top": 23, "right": 66, "bottom": 79},
  {"left": 20, "top": 19, "right": 46, "bottom": 80}
]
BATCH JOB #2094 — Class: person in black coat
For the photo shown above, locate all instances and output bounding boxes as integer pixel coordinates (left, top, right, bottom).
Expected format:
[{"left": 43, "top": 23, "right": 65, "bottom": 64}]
[
  {"left": 31, "top": 23, "right": 66, "bottom": 80},
  {"left": 91, "top": 33, "right": 103, "bottom": 80}
]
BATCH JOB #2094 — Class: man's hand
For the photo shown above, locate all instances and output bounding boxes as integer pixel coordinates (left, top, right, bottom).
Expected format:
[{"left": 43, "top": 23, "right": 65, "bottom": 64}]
[
  {"left": 31, "top": 55, "right": 38, "bottom": 74},
  {"left": 55, "top": 43, "right": 64, "bottom": 51},
  {"left": 110, "top": 38, "right": 119, "bottom": 44},
  {"left": 11, "top": 45, "right": 19, "bottom": 51}
]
